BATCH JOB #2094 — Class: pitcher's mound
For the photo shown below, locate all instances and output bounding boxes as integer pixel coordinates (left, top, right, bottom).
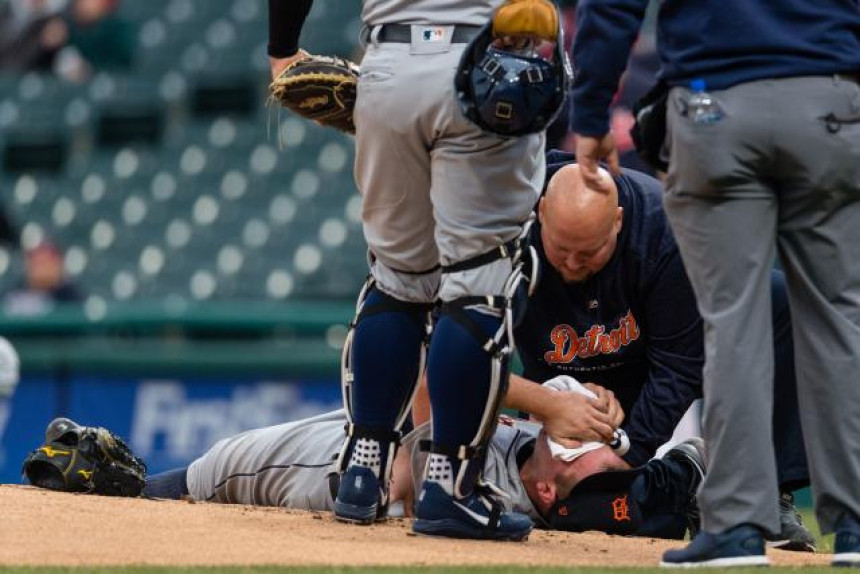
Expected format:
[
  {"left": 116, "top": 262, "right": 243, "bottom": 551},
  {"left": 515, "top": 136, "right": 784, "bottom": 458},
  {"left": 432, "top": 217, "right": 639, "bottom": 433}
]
[{"left": 0, "top": 485, "right": 830, "bottom": 567}]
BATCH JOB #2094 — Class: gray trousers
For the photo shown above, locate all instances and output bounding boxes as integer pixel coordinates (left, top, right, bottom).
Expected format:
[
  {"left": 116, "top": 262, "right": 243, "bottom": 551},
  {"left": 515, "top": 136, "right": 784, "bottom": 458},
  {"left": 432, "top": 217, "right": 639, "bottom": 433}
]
[{"left": 664, "top": 75, "right": 860, "bottom": 535}]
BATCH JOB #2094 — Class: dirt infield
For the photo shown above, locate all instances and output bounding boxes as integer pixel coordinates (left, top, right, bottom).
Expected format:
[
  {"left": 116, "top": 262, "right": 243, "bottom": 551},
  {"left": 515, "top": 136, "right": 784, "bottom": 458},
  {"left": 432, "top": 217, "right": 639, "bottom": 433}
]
[{"left": 0, "top": 485, "right": 831, "bottom": 567}]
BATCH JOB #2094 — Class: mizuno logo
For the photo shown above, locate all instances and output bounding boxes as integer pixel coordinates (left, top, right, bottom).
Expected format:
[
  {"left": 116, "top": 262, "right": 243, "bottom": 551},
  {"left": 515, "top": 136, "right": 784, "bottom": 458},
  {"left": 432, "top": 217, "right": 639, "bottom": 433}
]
[{"left": 39, "top": 446, "right": 70, "bottom": 458}]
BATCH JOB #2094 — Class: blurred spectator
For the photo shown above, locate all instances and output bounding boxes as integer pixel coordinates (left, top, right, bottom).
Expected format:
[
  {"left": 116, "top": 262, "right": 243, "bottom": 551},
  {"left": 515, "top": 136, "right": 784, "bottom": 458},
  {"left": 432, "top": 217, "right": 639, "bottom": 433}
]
[
  {"left": 52, "top": 0, "right": 133, "bottom": 82},
  {"left": 0, "top": 0, "right": 133, "bottom": 80},
  {"left": 3, "top": 240, "right": 82, "bottom": 315},
  {"left": 55, "top": 0, "right": 133, "bottom": 81},
  {"left": 0, "top": 0, "right": 69, "bottom": 71}
]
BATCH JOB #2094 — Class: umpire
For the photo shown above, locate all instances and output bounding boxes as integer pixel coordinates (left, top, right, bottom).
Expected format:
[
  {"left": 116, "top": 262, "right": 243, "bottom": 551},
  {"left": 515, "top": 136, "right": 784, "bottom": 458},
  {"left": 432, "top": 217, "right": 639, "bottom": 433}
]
[
  {"left": 570, "top": 0, "right": 860, "bottom": 567},
  {"left": 514, "top": 152, "right": 814, "bottom": 552}
]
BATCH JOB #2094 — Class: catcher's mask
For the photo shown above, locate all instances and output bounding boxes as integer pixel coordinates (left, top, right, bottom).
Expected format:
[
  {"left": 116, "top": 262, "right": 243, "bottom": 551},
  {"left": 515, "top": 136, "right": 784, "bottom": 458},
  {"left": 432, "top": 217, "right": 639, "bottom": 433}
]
[{"left": 455, "top": 21, "right": 571, "bottom": 137}]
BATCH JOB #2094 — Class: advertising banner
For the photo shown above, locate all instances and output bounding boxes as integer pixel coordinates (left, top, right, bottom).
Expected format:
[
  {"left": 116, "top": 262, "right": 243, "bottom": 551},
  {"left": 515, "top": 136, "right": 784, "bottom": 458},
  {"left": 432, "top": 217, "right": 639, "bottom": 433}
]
[{"left": 0, "top": 375, "right": 342, "bottom": 483}]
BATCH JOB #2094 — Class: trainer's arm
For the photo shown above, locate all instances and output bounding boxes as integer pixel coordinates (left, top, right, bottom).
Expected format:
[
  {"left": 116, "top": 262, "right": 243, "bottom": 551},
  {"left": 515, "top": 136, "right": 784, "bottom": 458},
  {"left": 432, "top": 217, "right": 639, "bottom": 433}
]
[
  {"left": 411, "top": 373, "right": 622, "bottom": 445},
  {"left": 622, "top": 248, "right": 703, "bottom": 467},
  {"left": 267, "top": 0, "right": 313, "bottom": 78}
]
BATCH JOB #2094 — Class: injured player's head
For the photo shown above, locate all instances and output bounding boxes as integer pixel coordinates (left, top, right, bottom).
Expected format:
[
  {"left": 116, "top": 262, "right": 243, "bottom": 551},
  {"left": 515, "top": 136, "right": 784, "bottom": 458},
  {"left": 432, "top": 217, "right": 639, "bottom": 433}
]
[
  {"left": 518, "top": 429, "right": 627, "bottom": 515},
  {"left": 389, "top": 423, "right": 628, "bottom": 519}
]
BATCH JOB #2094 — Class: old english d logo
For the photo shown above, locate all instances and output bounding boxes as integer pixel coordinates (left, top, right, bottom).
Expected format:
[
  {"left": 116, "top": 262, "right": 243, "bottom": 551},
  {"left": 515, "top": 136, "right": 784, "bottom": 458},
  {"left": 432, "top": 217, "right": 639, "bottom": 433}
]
[
  {"left": 612, "top": 495, "right": 631, "bottom": 522},
  {"left": 39, "top": 446, "right": 70, "bottom": 458}
]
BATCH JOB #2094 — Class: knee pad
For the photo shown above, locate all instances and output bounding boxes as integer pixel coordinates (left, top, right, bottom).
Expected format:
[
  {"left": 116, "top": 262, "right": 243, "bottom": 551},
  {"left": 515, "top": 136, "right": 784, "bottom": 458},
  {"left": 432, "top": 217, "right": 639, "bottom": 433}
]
[
  {"left": 423, "top": 219, "right": 540, "bottom": 498},
  {"left": 337, "top": 278, "right": 433, "bottom": 488},
  {"left": 341, "top": 281, "right": 433, "bottom": 430},
  {"left": 425, "top": 299, "right": 515, "bottom": 498}
]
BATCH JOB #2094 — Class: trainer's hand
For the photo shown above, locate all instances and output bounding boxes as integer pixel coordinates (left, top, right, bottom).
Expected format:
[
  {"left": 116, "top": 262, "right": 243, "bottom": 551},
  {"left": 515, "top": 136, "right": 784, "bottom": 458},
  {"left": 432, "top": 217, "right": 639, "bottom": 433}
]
[
  {"left": 583, "top": 382, "right": 624, "bottom": 428},
  {"left": 540, "top": 391, "right": 615, "bottom": 448},
  {"left": 269, "top": 49, "right": 309, "bottom": 80},
  {"left": 575, "top": 132, "right": 621, "bottom": 189}
]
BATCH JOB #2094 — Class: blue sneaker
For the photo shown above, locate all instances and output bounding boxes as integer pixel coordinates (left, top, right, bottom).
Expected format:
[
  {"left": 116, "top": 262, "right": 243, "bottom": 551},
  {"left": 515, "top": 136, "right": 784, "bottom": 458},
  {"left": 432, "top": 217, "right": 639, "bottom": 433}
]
[
  {"left": 661, "top": 524, "right": 769, "bottom": 568},
  {"left": 413, "top": 481, "right": 533, "bottom": 541},
  {"left": 663, "top": 438, "right": 707, "bottom": 538},
  {"left": 334, "top": 466, "right": 383, "bottom": 525},
  {"left": 833, "top": 513, "right": 860, "bottom": 567}
]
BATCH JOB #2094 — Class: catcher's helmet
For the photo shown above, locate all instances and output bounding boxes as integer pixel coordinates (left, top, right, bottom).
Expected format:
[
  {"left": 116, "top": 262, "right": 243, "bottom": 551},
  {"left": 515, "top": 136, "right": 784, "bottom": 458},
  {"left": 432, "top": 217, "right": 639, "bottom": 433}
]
[{"left": 455, "top": 22, "right": 571, "bottom": 137}]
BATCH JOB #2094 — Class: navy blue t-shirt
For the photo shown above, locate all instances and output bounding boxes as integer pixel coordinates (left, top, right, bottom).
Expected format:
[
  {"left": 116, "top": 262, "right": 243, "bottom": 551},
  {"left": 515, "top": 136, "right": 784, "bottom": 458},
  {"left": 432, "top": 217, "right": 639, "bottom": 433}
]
[{"left": 514, "top": 151, "right": 703, "bottom": 466}]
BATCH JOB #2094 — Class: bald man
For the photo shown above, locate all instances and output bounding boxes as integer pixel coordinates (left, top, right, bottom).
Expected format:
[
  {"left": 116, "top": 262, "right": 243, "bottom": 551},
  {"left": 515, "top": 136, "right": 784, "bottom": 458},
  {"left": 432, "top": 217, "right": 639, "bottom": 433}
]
[{"left": 511, "top": 150, "right": 815, "bottom": 552}]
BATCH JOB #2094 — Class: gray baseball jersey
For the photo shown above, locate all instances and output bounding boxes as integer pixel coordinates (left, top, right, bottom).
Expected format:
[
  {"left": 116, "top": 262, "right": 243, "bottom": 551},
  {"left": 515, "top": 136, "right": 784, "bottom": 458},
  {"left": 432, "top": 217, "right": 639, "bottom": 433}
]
[
  {"left": 186, "top": 411, "right": 543, "bottom": 524},
  {"left": 362, "top": 1, "right": 500, "bottom": 27}
]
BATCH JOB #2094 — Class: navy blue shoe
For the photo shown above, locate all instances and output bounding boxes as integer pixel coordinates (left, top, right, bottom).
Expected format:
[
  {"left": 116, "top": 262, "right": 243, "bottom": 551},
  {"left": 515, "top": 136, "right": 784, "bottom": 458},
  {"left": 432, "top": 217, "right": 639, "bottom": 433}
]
[
  {"left": 663, "top": 438, "right": 707, "bottom": 538},
  {"left": 833, "top": 514, "right": 860, "bottom": 567},
  {"left": 661, "top": 524, "right": 769, "bottom": 568},
  {"left": 334, "top": 466, "right": 382, "bottom": 525},
  {"left": 413, "top": 481, "right": 533, "bottom": 541}
]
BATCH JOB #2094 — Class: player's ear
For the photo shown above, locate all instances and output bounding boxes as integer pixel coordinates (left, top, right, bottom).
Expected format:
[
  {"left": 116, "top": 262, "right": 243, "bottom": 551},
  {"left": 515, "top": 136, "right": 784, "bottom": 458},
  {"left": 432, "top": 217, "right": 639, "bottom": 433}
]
[
  {"left": 614, "top": 206, "right": 623, "bottom": 233},
  {"left": 536, "top": 480, "right": 557, "bottom": 509},
  {"left": 538, "top": 196, "right": 546, "bottom": 220}
]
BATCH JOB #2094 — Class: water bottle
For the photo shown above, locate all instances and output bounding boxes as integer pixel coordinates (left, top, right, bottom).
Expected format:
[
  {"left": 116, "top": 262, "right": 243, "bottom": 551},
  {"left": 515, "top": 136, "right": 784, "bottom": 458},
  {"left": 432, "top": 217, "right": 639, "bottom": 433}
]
[{"left": 687, "top": 78, "right": 724, "bottom": 125}]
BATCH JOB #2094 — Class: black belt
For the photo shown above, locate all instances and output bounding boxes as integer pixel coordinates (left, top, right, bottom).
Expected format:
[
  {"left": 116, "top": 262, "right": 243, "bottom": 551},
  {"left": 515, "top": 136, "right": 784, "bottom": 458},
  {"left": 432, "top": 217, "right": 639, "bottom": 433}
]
[
  {"left": 837, "top": 72, "right": 860, "bottom": 84},
  {"left": 371, "top": 24, "right": 482, "bottom": 44}
]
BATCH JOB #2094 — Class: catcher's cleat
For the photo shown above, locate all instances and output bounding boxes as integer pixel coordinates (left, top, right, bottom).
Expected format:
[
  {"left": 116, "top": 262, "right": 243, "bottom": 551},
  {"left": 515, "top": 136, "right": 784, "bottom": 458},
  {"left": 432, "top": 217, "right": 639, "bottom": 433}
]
[
  {"left": 413, "top": 481, "right": 533, "bottom": 541},
  {"left": 661, "top": 524, "right": 769, "bottom": 568},
  {"left": 334, "top": 466, "right": 383, "bottom": 525},
  {"left": 765, "top": 492, "right": 816, "bottom": 552}
]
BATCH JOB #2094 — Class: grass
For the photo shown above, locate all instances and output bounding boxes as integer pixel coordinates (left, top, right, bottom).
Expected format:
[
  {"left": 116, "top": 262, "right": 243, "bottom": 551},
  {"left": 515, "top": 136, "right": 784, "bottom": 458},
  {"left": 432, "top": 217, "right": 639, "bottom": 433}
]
[
  {"left": 799, "top": 508, "right": 834, "bottom": 554},
  {"left": 0, "top": 568, "right": 842, "bottom": 574}
]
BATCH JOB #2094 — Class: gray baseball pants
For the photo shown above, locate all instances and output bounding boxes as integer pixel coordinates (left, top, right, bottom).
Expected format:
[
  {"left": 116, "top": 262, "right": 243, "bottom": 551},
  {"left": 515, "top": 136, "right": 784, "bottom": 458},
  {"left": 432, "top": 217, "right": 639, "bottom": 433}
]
[
  {"left": 354, "top": 37, "right": 545, "bottom": 303},
  {"left": 664, "top": 75, "right": 860, "bottom": 535}
]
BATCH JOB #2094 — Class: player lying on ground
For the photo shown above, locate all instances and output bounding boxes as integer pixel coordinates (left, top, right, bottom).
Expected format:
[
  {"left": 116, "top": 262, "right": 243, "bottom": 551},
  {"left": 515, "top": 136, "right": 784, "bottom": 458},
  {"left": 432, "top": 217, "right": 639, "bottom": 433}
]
[{"left": 136, "top": 403, "right": 705, "bottom": 539}]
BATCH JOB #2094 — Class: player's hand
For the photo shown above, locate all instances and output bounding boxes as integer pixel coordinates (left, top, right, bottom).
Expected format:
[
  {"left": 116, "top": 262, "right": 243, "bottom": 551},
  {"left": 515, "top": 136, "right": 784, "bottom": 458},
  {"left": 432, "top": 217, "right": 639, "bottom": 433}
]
[
  {"left": 583, "top": 383, "right": 625, "bottom": 428},
  {"left": 540, "top": 391, "right": 616, "bottom": 448},
  {"left": 575, "top": 132, "right": 621, "bottom": 189},
  {"left": 269, "top": 49, "right": 310, "bottom": 80}
]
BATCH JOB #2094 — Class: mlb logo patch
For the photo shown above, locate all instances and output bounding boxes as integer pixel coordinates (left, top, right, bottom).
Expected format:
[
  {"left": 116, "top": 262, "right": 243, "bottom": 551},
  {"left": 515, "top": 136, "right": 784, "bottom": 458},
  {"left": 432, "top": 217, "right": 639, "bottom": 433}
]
[{"left": 421, "top": 27, "right": 446, "bottom": 42}]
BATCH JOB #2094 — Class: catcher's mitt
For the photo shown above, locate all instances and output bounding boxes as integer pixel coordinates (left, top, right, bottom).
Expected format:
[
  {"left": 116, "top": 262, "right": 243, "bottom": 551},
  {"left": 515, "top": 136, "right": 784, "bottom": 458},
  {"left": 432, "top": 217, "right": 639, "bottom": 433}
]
[
  {"left": 23, "top": 417, "right": 146, "bottom": 497},
  {"left": 269, "top": 54, "right": 360, "bottom": 134}
]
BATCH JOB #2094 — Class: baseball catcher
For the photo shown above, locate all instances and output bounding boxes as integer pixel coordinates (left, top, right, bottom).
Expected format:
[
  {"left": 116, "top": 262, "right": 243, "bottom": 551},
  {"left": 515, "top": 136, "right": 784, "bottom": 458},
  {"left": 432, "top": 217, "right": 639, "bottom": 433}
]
[
  {"left": 268, "top": 51, "right": 359, "bottom": 134},
  {"left": 22, "top": 418, "right": 146, "bottom": 497}
]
